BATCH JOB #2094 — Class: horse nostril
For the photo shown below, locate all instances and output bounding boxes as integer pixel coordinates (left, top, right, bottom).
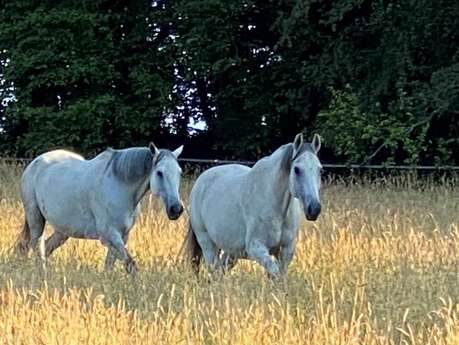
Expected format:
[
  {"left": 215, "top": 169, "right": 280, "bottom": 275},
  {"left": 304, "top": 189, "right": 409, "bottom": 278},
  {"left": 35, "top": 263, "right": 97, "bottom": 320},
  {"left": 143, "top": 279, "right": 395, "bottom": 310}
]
[
  {"left": 315, "top": 203, "right": 321, "bottom": 215},
  {"left": 169, "top": 204, "right": 183, "bottom": 216},
  {"left": 308, "top": 202, "right": 321, "bottom": 216}
]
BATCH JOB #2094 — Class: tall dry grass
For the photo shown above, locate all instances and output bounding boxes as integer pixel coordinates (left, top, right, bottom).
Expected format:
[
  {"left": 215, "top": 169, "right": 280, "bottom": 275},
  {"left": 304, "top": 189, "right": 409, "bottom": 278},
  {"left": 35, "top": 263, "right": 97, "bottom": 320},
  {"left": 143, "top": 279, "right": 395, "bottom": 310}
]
[{"left": 0, "top": 162, "right": 458, "bottom": 344}]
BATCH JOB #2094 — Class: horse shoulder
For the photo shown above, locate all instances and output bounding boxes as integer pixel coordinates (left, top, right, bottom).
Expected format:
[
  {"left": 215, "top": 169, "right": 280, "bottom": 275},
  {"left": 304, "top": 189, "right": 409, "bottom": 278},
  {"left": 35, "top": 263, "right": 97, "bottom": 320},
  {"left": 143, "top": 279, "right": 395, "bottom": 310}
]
[
  {"left": 281, "top": 200, "right": 302, "bottom": 240},
  {"left": 92, "top": 175, "right": 140, "bottom": 231}
]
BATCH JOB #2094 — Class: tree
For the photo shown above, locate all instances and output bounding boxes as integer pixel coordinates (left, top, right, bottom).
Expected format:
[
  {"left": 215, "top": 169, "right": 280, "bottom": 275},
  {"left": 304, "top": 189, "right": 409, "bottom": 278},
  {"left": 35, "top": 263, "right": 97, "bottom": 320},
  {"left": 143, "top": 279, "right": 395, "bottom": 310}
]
[
  {"left": 0, "top": 0, "right": 172, "bottom": 156},
  {"left": 1, "top": 0, "right": 458, "bottom": 164}
]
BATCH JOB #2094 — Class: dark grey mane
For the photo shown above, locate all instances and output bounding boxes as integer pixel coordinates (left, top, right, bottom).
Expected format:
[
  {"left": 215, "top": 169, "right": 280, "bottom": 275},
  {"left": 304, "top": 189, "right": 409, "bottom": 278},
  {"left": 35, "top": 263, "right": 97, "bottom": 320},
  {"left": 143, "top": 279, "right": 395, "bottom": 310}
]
[
  {"left": 107, "top": 147, "right": 178, "bottom": 184},
  {"left": 109, "top": 147, "right": 154, "bottom": 184},
  {"left": 280, "top": 142, "right": 314, "bottom": 173}
]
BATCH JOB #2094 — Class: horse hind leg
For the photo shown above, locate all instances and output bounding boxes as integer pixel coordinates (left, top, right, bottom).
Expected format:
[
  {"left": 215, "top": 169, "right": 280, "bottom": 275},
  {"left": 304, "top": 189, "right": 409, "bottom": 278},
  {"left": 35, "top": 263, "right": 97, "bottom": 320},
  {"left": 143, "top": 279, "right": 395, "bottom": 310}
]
[
  {"left": 27, "top": 208, "right": 46, "bottom": 261},
  {"left": 45, "top": 231, "right": 69, "bottom": 257},
  {"left": 194, "top": 229, "right": 219, "bottom": 272},
  {"left": 183, "top": 218, "right": 218, "bottom": 274},
  {"left": 217, "top": 251, "right": 238, "bottom": 272},
  {"left": 14, "top": 218, "right": 31, "bottom": 256},
  {"left": 15, "top": 203, "right": 45, "bottom": 260}
]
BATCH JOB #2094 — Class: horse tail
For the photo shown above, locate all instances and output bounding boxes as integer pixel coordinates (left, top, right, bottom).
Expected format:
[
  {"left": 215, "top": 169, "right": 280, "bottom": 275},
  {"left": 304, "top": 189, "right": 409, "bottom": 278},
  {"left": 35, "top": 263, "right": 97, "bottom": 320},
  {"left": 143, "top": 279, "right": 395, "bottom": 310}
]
[
  {"left": 13, "top": 216, "right": 31, "bottom": 255},
  {"left": 181, "top": 221, "right": 202, "bottom": 274}
]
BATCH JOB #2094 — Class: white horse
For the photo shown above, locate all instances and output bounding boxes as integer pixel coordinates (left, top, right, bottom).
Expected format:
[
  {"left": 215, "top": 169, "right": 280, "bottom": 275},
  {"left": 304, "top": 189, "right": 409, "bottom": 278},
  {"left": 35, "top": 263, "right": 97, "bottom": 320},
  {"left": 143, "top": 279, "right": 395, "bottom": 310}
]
[
  {"left": 183, "top": 133, "right": 322, "bottom": 277},
  {"left": 15, "top": 143, "right": 184, "bottom": 273}
]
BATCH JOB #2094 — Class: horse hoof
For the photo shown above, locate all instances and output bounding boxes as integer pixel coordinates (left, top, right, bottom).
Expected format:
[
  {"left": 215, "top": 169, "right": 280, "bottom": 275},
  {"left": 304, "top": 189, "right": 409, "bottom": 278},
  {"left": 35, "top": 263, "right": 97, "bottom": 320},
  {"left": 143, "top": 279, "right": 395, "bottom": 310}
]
[
  {"left": 125, "top": 259, "right": 138, "bottom": 274},
  {"left": 268, "top": 272, "right": 280, "bottom": 280},
  {"left": 267, "top": 267, "right": 281, "bottom": 280}
]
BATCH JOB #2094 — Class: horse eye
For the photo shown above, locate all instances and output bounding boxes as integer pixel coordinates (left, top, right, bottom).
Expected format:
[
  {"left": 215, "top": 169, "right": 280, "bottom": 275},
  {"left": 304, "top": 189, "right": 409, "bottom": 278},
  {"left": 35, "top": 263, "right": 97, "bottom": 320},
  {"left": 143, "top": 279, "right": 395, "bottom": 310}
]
[
  {"left": 294, "top": 167, "right": 301, "bottom": 176},
  {"left": 157, "top": 171, "right": 163, "bottom": 178}
]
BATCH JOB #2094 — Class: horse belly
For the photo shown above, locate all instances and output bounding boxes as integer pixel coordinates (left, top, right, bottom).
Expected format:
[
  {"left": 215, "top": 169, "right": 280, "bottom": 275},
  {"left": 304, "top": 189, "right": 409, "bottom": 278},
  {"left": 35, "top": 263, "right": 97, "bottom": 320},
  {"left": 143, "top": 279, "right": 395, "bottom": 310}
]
[
  {"left": 210, "top": 224, "right": 246, "bottom": 254},
  {"left": 45, "top": 206, "right": 98, "bottom": 239},
  {"left": 203, "top": 206, "right": 246, "bottom": 254},
  {"left": 36, "top": 187, "right": 98, "bottom": 239}
]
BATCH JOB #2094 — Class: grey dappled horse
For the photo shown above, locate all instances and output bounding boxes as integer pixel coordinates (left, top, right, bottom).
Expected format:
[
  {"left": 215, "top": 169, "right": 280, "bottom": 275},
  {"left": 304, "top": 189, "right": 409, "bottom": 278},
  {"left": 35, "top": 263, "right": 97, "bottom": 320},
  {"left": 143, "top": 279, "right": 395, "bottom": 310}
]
[
  {"left": 183, "top": 133, "right": 322, "bottom": 277},
  {"left": 15, "top": 143, "right": 184, "bottom": 273}
]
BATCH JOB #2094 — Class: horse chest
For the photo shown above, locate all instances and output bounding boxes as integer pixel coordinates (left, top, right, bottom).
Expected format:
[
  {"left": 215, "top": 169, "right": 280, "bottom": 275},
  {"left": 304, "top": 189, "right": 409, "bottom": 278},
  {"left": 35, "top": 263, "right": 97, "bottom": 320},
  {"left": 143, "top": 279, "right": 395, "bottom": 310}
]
[
  {"left": 268, "top": 227, "right": 283, "bottom": 249},
  {"left": 253, "top": 211, "right": 299, "bottom": 250},
  {"left": 123, "top": 206, "right": 140, "bottom": 232},
  {"left": 254, "top": 216, "right": 284, "bottom": 248}
]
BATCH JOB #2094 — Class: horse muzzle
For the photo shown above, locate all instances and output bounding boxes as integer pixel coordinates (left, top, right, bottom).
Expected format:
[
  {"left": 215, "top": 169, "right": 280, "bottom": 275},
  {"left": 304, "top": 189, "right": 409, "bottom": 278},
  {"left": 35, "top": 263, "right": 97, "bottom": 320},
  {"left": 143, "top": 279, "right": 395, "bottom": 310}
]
[
  {"left": 167, "top": 203, "right": 184, "bottom": 220},
  {"left": 305, "top": 201, "right": 321, "bottom": 221}
]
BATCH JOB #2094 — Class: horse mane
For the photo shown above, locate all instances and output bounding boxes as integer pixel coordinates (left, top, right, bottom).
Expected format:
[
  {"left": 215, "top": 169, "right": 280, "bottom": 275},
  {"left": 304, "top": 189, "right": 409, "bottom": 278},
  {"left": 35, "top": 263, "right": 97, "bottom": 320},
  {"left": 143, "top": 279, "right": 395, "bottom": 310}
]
[
  {"left": 106, "top": 147, "right": 178, "bottom": 184},
  {"left": 109, "top": 147, "right": 154, "bottom": 184},
  {"left": 280, "top": 142, "right": 315, "bottom": 173}
]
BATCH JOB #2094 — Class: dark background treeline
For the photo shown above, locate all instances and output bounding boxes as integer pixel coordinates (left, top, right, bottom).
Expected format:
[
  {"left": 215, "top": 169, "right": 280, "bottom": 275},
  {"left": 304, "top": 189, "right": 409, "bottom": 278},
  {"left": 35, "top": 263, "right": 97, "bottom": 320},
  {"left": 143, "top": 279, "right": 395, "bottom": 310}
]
[{"left": 0, "top": 0, "right": 458, "bottom": 164}]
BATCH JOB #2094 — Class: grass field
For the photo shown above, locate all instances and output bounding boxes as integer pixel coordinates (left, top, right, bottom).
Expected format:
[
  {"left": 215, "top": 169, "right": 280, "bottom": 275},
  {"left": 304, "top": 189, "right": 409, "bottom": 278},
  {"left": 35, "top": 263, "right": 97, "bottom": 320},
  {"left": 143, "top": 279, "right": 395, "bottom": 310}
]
[{"left": 0, "top": 162, "right": 458, "bottom": 344}]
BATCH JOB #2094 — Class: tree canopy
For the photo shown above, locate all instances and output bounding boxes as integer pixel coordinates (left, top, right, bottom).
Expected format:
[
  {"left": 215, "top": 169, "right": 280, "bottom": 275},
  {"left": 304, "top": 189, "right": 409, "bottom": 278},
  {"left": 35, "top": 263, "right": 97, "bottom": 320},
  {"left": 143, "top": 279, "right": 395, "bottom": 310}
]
[{"left": 1, "top": 0, "right": 458, "bottom": 164}]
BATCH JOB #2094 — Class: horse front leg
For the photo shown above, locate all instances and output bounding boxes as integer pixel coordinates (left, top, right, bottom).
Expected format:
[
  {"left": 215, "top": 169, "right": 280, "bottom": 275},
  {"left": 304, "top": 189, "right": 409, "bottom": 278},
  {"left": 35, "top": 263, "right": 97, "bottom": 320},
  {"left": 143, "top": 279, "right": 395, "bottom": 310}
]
[
  {"left": 100, "top": 229, "right": 136, "bottom": 274},
  {"left": 104, "top": 232, "right": 130, "bottom": 270},
  {"left": 275, "top": 241, "right": 296, "bottom": 274},
  {"left": 104, "top": 248, "right": 118, "bottom": 270},
  {"left": 246, "top": 239, "right": 280, "bottom": 278}
]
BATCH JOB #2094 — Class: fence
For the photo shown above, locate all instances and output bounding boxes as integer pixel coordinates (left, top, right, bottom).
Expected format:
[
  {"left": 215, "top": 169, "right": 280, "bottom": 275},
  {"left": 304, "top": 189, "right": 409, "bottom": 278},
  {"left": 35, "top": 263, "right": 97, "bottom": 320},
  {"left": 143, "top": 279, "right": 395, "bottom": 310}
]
[{"left": 1, "top": 156, "right": 459, "bottom": 171}]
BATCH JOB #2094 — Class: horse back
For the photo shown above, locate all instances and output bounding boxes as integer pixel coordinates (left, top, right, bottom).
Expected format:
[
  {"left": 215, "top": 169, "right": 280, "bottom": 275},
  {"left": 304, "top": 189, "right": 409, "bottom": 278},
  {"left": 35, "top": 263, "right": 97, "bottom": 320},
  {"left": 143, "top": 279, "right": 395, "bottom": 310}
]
[
  {"left": 38, "top": 149, "right": 84, "bottom": 163},
  {"left": 21, "top": 150, "right": 107, "bottom": 235},
  {"left": 191, "top": 164, "right": 250, "bottom": 198}
]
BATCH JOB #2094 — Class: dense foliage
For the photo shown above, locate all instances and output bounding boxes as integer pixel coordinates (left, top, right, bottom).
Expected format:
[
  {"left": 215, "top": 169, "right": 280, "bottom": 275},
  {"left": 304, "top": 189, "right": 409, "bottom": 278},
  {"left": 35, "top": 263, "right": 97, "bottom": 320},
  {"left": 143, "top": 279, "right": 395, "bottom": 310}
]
[{"left": 0, "top": 0, "right": 458, "bottom": 164}]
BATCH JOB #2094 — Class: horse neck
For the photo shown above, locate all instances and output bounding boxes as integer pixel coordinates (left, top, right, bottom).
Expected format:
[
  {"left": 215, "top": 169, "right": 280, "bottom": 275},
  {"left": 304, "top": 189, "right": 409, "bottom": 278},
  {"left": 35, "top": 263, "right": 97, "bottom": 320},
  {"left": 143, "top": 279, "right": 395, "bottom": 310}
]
[
  {"left": 105, "top": 148, "right": 152, "bottom": 207},
  {"left": 132, "top": 176, "right": 150, "bottom": 206},
  {"left": 250, "top": 148, "right": 292, "bottom": 214}
]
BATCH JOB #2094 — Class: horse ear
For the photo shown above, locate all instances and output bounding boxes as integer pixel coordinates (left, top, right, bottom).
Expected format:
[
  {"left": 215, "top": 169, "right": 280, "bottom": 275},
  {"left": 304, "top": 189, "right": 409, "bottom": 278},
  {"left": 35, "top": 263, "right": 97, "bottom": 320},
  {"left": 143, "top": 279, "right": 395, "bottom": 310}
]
[
  {"left": 311, "top": 134, "right": 321, "bottom": 154},
  {"left": 293, "top": 132, "right": 304, "bottom": 157},
  {"left": 149, "top": 142, "right": 160, "bottom": 156},
  {"left": 172, "top": 145, "right": 183, "bottom": 158}
]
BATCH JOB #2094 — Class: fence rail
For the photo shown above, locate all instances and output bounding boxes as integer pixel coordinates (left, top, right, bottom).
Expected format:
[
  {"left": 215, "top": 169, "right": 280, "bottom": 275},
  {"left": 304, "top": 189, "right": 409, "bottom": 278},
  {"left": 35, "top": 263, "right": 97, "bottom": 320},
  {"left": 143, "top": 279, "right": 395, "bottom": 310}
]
[{"left": 1, "top": 156, "right": 459, "bottom": 171}]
